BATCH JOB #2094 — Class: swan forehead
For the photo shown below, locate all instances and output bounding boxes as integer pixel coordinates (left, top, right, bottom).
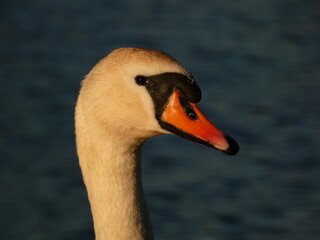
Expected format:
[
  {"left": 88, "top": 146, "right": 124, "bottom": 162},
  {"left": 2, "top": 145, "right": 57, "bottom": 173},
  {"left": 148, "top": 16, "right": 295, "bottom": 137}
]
[{"left": 105, "top": 48, "right": 189, "bottom": 77}]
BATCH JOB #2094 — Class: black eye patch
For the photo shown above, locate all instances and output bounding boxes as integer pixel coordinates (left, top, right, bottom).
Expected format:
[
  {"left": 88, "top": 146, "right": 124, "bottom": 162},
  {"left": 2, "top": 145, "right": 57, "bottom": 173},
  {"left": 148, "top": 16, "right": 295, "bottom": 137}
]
[
  {"left": 137, "top": 72, "right": 201, "bottom": 120},
  {"left": 146, "top": 72, "right": 201, "bottom": 103}
]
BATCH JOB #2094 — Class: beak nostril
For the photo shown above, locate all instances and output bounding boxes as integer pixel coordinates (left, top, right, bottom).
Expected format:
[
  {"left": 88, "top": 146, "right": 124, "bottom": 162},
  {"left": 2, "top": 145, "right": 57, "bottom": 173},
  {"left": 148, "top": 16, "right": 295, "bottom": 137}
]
[
  {"left": 187, "top": 111, "right": 198, "bottom": 120},
  {"left": 179, "top": 95, "right": 198, "bottom": 120}
]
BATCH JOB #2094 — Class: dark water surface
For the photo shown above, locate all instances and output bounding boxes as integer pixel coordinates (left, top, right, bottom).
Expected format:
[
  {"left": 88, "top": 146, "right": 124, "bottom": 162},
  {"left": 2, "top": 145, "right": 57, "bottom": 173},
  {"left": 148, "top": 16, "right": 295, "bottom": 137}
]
[{"left": 1, "top": 1, "right": 319, "bottom": 239}]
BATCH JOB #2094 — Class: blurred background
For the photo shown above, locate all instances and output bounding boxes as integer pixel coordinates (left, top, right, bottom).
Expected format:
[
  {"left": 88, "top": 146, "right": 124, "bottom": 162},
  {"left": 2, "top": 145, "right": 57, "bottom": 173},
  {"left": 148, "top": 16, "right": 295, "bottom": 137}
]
[{"left": 1, "top": 0, "right": 319, "bottom": 239}]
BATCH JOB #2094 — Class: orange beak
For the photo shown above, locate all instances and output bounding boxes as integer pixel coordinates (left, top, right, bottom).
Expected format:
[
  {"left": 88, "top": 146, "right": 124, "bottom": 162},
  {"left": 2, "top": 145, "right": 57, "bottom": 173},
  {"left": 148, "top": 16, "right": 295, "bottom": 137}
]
[{"left": 160, "top": 90, "right": 239, "bottom": 155}]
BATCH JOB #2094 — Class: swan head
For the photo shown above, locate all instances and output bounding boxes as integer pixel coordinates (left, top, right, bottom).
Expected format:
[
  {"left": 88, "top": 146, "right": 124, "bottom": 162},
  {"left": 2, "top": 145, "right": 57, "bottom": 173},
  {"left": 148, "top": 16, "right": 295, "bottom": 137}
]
[{"left": 77, "top": 48, "right": 239, "bottom": 155}]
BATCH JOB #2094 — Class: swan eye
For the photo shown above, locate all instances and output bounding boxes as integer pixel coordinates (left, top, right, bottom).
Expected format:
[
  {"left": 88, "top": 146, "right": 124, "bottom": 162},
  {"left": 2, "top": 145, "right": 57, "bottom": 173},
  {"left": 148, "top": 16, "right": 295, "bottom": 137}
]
[{"left": 135, "top": 75, "right": 148, "bottom": 86}]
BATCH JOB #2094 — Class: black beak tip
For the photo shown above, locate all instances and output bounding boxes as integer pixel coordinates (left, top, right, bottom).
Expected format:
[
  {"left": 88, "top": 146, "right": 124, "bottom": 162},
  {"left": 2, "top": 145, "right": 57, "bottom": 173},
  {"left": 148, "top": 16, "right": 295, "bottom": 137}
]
[{"left": 222, "top": 135, "right": 239, "bottom": 156}]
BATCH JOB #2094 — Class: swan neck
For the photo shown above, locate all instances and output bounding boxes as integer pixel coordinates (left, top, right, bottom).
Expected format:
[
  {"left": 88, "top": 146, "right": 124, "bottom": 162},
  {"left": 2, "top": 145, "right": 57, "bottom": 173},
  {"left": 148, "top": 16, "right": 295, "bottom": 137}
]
[{"left": 78, "top": 134, "right": 153, "bottom": 240}]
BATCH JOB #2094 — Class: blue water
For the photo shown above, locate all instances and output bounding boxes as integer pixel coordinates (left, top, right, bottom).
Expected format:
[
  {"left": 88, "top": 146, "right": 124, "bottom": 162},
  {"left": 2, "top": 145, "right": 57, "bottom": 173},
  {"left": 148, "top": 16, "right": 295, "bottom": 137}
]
[{"left": 1, "top": 1, "right": 319, "bottom": 239}]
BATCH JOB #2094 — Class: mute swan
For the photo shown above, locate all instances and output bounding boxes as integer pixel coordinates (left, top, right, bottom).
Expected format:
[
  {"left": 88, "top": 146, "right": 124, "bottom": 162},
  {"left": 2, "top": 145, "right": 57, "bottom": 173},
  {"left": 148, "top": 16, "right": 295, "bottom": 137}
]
[{"left": 75, "top": 47, "right": 239, "bottom": 240}]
